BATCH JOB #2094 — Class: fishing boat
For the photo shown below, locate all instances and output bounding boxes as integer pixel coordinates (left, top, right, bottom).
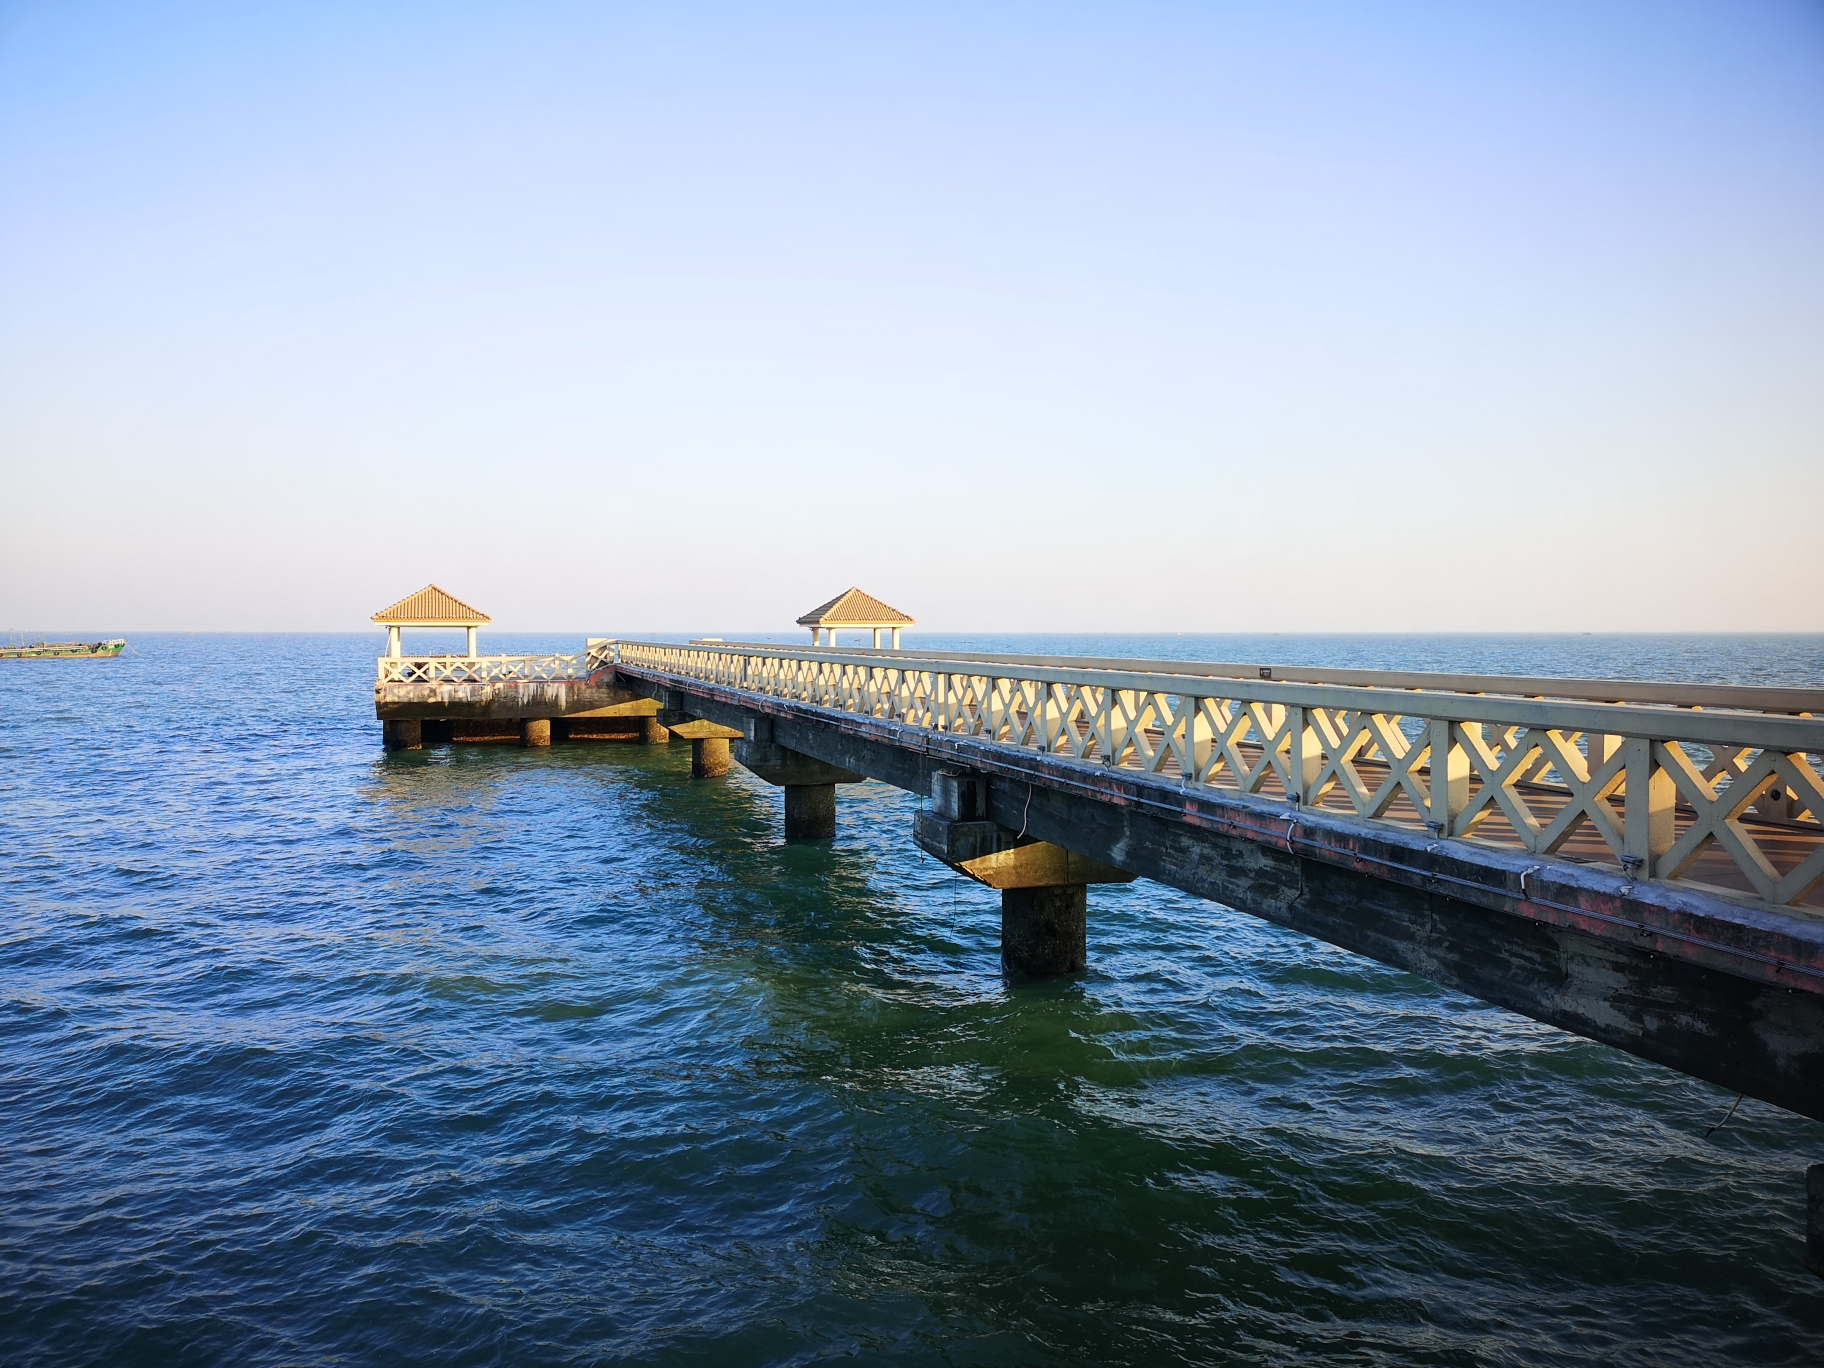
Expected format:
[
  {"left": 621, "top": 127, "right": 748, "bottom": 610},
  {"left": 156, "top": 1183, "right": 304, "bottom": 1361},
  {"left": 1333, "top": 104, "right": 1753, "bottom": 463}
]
[{"left": 0, "top": 637, "right": 127, "bottom": 660}]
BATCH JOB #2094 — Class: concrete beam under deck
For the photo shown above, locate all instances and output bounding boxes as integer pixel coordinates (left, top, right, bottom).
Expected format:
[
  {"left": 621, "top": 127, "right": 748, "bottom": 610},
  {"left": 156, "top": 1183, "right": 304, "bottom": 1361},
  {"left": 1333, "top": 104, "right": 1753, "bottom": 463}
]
[
  {"left": 734, "top": 740, "right": 863, "bottom": 788},
  {"left": 610, "top": 663, "right": 1824, "bottom": 1125},
  {"left": 912, "top": 810, "right": 1134, "bottom": 890}
]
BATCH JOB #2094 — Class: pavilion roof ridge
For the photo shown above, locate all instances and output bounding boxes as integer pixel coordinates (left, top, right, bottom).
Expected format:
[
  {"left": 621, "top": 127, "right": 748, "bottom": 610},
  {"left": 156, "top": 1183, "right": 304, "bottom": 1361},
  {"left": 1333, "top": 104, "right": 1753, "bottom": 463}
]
[
  {"left": 796, "top": 586, "right": 914, "bottom": 627},
  {"left": 372, "top": 584, "right": 492, "bottom": 625}
]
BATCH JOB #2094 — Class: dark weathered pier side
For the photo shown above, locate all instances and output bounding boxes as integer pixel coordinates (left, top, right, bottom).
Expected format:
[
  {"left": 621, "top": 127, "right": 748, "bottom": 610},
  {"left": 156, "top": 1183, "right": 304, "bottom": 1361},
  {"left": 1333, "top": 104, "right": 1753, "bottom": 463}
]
[
  {"left": 377, "top": 676, "right": 667, "bottom": 749},
  {"left": 376, "top": 629, "right": 1824, "bottom": 1263}
]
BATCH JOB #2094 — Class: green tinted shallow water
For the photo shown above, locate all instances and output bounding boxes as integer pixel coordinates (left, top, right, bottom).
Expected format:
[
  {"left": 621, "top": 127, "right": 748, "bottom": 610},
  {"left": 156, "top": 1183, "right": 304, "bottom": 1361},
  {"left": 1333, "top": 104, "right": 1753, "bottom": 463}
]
[{"left": 1, "top": 633, "right": 1821, "bottom": 1365}]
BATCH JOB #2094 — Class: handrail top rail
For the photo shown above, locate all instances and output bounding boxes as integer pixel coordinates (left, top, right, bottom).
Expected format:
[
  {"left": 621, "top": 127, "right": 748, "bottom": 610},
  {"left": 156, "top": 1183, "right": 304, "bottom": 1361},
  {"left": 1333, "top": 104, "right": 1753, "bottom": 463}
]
[
  {"left": 604, "top": 639, "right": 1824, "bottom": 751},
  {"left": 637, "top": 638, "right": 1822, "bottom": 716}
]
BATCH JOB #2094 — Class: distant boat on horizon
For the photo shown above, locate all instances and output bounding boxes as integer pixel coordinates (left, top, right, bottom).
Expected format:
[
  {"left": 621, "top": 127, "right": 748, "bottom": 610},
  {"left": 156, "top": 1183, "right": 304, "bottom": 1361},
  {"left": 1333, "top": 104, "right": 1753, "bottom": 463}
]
[{"left": 0, "top": 636, "right": 126, "bottom": 660}]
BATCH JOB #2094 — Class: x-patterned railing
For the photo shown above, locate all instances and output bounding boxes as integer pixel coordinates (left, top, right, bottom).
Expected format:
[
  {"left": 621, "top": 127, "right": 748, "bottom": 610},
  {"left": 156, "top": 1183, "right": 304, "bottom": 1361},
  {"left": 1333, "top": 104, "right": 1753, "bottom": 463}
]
[
  {"left": 376, "top": 653, "right": 594, "bottom": 685},
  {"left": 601, "top": 639, "right": 1824, "bottom": 909}
]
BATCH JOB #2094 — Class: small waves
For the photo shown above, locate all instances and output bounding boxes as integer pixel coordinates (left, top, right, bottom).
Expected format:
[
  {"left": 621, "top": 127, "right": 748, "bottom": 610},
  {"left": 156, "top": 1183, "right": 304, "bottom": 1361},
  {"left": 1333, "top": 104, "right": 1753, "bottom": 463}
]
[{"left": 0, "top": 633, "right": 1820, "bottom": 1366}]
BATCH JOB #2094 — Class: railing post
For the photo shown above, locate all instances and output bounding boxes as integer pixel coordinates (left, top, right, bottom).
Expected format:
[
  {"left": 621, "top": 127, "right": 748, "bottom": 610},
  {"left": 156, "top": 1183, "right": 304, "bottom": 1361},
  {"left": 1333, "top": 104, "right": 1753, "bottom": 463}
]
[
  {"left": 1428, "top": 719, "right": 1468, "bottom": 835},
  {"left": 1285, "top": 706, "right": 1321, "bottom": 804},
  {"left": 1587, "top": 731, "right": 1618, "bottom": 769},
  {"left": 1623, "top": 737, "right": 1675, "bottom": 877},
  {"left": 1185, "top": 697, "right": 1213, "bottom": 783}
]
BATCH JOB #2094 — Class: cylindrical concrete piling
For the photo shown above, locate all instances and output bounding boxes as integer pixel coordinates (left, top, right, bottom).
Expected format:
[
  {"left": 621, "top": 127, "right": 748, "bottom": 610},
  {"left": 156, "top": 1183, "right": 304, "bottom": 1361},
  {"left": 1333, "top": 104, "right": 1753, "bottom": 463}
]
[
  {"left": 1001, "top": 884, "right": 1088, "bottom": 975},
  {"left": 641, "top": 716, "right": 671, "bottom": 744},
  {"left": 382, "top": 719, "right": 423, "bottom": 751},
  {"left": 1808, "top": 1163, "right": 1824, "bottom": 1278},
  {"left": 783, "top": 784, "right": 837, "bottom": 840},
  {"left": 691, "top": 736, "right": 730, "bottom": 778},
  {"left": 520, "top": 718, "right": 551, "bottom": 748}
]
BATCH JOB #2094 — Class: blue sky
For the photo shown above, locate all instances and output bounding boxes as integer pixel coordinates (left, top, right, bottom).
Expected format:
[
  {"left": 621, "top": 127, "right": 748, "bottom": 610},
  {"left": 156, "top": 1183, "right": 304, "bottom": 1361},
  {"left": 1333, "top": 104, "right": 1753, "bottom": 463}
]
[{"left": 2, "top": 1, "right": 1820, "bottom": 633}]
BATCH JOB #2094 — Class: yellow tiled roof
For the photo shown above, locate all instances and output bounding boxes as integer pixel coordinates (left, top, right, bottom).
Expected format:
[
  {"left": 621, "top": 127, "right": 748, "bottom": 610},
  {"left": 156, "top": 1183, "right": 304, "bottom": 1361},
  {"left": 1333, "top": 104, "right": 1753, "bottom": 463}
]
[
  {"left": 372, "top": 584, "right": 492, "bottom": 625},
  {"left": 796, "top": 587, "right": 915, "bottom": 626}
]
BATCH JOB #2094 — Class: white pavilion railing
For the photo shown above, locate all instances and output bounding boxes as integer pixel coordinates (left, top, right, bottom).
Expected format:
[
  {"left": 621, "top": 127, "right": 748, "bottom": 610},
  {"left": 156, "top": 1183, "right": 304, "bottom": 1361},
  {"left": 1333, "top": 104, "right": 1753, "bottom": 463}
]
[
  {"left": 375, "top": 653, "right": 596, "bottom": 685},
  {"left": 603, "top": 639, "right": 1824, "bottom": 908}
]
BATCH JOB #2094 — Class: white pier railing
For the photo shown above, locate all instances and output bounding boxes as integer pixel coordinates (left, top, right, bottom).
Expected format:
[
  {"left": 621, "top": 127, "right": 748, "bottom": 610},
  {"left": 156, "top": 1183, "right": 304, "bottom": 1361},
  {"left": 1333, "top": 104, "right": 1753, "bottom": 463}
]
[{"left": 604, "top": 639, "right": 1824, "bottom": 909}]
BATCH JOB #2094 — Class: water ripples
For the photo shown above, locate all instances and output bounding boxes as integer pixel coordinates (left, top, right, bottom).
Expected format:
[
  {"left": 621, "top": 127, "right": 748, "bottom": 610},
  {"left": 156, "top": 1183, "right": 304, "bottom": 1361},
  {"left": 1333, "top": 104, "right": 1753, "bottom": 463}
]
[{"left": 1, "top": 633, "right": 1821, "bottom": 1365}]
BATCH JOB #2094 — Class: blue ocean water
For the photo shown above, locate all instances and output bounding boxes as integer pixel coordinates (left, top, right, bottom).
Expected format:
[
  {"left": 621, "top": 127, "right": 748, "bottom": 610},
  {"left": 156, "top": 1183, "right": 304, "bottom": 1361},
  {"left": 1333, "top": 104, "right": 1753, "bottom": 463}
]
[{"left": 1, "top": 632, "right": 1821, "bottom": 1366}]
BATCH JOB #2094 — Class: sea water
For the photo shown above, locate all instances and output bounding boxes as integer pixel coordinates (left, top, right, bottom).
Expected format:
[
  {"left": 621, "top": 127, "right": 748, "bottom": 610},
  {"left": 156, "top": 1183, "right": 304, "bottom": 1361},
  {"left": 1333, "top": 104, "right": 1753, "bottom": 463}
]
[{"left": 1, "top": 632, "right": 1821, "bottom": 1366}]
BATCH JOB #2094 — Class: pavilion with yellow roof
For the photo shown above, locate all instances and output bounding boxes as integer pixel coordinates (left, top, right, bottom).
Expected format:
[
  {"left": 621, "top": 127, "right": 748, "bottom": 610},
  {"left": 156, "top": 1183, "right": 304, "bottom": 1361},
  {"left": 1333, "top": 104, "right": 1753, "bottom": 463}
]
[
  {"left": 372, "top": 584, "right": 491, "bottom": 658},
  {"left": 796, "top": 587, "right": 914, "bottom": 649}
]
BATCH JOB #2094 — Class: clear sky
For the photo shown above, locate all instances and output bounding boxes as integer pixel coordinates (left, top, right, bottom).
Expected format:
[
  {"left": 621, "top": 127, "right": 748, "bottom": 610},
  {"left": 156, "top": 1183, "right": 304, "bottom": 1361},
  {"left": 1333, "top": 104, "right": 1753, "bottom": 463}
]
[{"left": 1, "top": 1, "right": 1820, "bottom": 634}]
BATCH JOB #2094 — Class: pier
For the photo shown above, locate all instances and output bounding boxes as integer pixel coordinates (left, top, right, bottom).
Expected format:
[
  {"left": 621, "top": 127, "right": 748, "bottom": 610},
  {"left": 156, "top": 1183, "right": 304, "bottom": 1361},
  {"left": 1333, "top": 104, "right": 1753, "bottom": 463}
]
[{"left": 374, "top": 593, "right": 1824, "bottom": 1263}]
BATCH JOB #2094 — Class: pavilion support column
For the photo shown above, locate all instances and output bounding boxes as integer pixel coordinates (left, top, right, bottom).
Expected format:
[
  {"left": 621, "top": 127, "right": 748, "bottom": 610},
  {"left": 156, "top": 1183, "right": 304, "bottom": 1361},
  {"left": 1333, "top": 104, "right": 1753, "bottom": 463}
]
[
  {"left": 783, "top": 785, "right": 837, "bottom": 840},
  {"left": 387, "top": 626, "right": 401, "bottom": 658},
  {"left": 383, "top": 719, "right": 422, "bottom": 751},
  {"left": 466, "top": 626, "right": 478, "bottom": 657},
  {"left": 520, "top": 718, "right": 551, "bottom": 748}
]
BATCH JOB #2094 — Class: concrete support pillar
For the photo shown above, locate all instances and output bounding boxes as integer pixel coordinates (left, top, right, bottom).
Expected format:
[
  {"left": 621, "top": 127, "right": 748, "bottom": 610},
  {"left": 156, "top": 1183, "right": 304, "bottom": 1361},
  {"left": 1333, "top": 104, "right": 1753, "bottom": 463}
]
[
  {"left": 1809, "top": 1163, "right": 1824, "bottom": 1279},
  {"left": 783, "top": 784, "right": 837, "bottom": 840},
  {"left": 383, "top": 718, "right": 422, "bottom": 751},
  {"left": 912, "top": 768, "right": 1132, "bottom": 977},
  {"left": 640, "top": 716, "right": 671, "bottom": 744},
  {"left": 735, "top": 732, "right": 861, "bottom": 838},
  {"left": 691, "top": 737, "right": 730, "bottom": 778},
  {"left": 521, "top": 718, "right": 551, "bottom": 748},
  {"left": 1002, "top": 884, "right": 1088, "bottom": 975}
]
